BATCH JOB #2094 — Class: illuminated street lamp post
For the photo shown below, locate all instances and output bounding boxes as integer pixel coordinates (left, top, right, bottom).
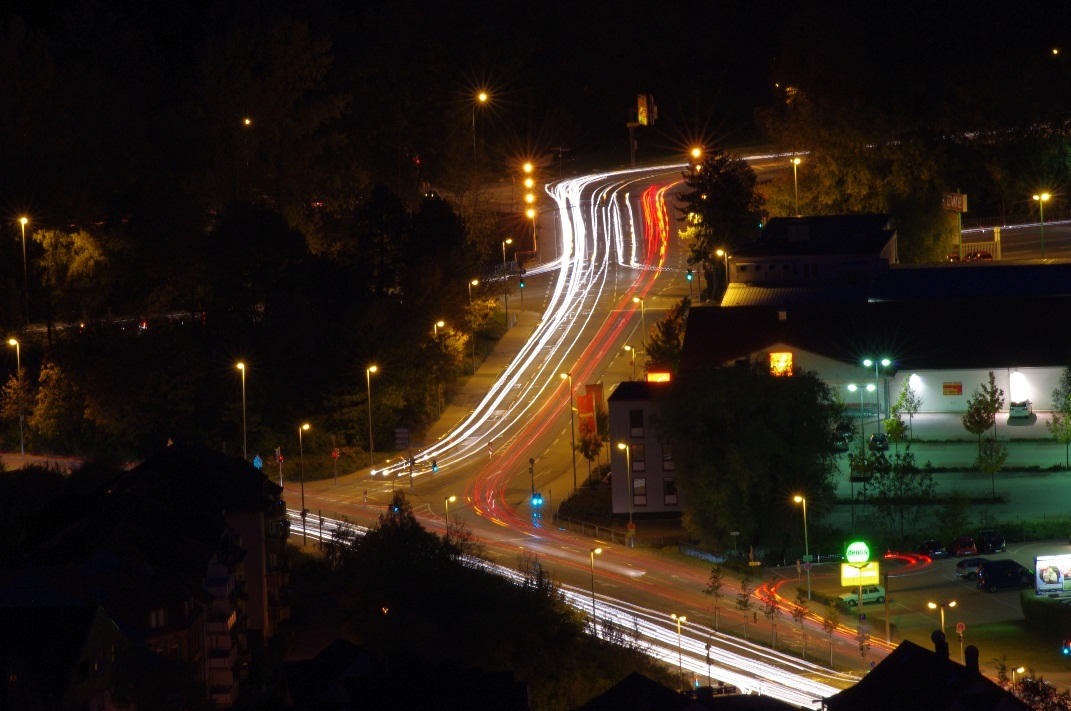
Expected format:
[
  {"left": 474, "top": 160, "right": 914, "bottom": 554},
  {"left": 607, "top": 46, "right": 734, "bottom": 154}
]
[
  {"left": 792, "top": 158, "right": 802, "bottom": 216},
  {"left": 1013, "top": 666, "right": 1026, "bottom": 691},
  {"left": 617, "top": 442, "right": 634, "bottom": 546},
  {"left": 7, "top": 339, "right": 23, "bottom": 455},
  {"left": 847, "top": 383, "right": 876, "bottom": 441},
  {"left": 299, "top": 423, "right": 310, "bottom": 544},
  {"left": 927, "top": 600, "right": 956, "bottom": 634},
  {"left": 793, "top": 495, "right": 811, "bottom": 599},
  {"left": 468, "top": 279, "right": 479, "bottom": 374},
  {"left": 632, "top": 296, "right": 646, "bottom": 362},
  {"left": 560, "top": 373, "right": 577, "bottom": 491},
  {"left": 444, "top": 494, "right": 457, "bottom": 531},
  {"left": 433, "top": 320, "right": 445, "bottom": 337},
  {"left": 366, "top": 365, "right": 378, "bottom": 467},
  {"left": 589, "top": 547, "right": 602, "bottom": 620},
  {"left": 863, "top": 358, "right": 892, "bottom": 419},
  {"left": 19, "top": 217, "right": 29, "bottom": 325},
  {"left": 715, "top": 248, "right": 730, "bottom": 286},
  {"left": 671, "top": 613, "right": 687, "bottom": 691},
  {"left": 502, "top": 238, "right": 513, "bottom": 328},
  {"left": 236, "top": 362, "right": 247, "bottom": 460},
  {"left": 1033, "top": 192, "right": 1051, "bottom": 258},
  {"left": 623, "top": 344, "right": 637, "bottom": 381},
  {"left": 472, "top": 91, "right": 488, "bottom": 157}
]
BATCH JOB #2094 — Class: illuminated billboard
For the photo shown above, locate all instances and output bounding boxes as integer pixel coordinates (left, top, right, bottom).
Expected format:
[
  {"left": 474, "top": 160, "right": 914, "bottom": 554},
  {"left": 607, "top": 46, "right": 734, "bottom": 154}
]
[
  {"left": 1035, "top": 554, "right": 1071, "bottom": 595},
  {"left": 841, "top": 562, "right": 880, "bottom": 587}
]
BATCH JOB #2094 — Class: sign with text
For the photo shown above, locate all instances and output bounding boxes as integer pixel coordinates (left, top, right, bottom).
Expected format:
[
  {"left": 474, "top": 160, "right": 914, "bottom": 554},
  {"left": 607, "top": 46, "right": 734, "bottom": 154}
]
[
  {"left": 942, "top": 382, "right": 963, "bottom": 396},
  {"left": 845, "top": 541, "right": 871, "bottom": 564},
  {"left": 841, "top": 562, "right": 880, "bottom": 587},
  {"left": 942, "top": 192, "right": 968, "bottom": 213},
  {"left": 1035, "top": 554, "right": 1071, "bottom": 595}
]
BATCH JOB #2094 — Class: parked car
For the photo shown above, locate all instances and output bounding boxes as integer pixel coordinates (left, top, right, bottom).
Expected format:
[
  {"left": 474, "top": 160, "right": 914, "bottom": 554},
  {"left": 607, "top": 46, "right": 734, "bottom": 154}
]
[
  {"left": 949, "top": 536, "right": 978, "bottom": 556},
  {"left": 868, "top": 432, "right": 889, "bottom": 451},
  {"left": 840, "top": 585, "right": 886, "bottom": 607},
  {"left": 919, "top": 540, "right": 947, "bottom": 558},
  {"left": 964, "top": 250, "right": 993, "bottom": 261},
  {"left": 829, "top": 432, "right": 850, "bottom": 452},
  {"left": 835, "top": 420, "right": 856, "bottom": 439},
  {"left": 1009, "top": 401, "right": 1032, "bottom": 418},
  {"left": 947, "top": 251, "right": 961, "bottom": 262},
  {"left": 955, "top": 557, "right": 990, "bottom": 581},
  {"left": 976, "top": 530, "right": 1007, "bottom": 554},
  {"left": 977, "top": 559, "right": 1033, "bottom": 592}
]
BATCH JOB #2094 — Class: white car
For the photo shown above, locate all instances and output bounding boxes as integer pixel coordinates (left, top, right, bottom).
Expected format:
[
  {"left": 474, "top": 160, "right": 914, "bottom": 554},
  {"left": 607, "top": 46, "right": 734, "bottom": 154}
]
[{"left": 839, "top": 585, "right": 886, "bottom": 606}]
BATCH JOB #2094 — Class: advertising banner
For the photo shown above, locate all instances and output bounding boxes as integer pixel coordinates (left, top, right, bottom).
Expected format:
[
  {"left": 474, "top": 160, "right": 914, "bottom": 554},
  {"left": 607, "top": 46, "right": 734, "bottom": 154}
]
[
  {"left": 1035, "top": 554, "right": 1071, "bottom": 595},
  {"left": 841, "top": 562, "right": 880, "bottom": 587}
]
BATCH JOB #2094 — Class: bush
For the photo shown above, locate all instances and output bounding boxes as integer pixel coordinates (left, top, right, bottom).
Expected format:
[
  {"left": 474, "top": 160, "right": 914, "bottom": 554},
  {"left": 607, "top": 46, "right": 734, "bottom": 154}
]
[{"left": 1020, "top": 590, "right": 1071, "bottom": 640}]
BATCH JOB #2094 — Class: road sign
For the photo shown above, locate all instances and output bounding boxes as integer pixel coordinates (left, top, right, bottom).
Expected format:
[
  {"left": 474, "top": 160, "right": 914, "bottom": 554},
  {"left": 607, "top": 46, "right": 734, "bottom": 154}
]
[
  {"left": 252, "top": 454, "right": 263, "bottom": 469},
  {"left": 802, "top": 554, "right": 813, "bottom": 563},
  {"left": 394, "top": 428, "right": 410, "bottom": 450},
  {"left": 956, "top": 622, "right": 965, "bottom": 634},
  {"left": 804, "top": 562, "right": 812, "bottom": 570}
]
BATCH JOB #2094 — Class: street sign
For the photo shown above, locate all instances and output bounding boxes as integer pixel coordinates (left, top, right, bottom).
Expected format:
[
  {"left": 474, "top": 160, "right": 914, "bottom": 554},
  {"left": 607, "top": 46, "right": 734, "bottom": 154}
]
[
  {"left": 956, "top": 622, "right": 965, "bottom": 634},
  {"left": 942, "top": 192, "right": 968, "bottom": 213},
  {"left": 804, "top": 562, "right": 812, "bottom": 570},
  {"left": 802, "top": 554, "right": 814, "bottom": 563},
  {"left": 394, "top": 428, "right": 410, "bottom": 450},
  {"left": 252, "top": 454, "right": 263, "bottom": 469}
]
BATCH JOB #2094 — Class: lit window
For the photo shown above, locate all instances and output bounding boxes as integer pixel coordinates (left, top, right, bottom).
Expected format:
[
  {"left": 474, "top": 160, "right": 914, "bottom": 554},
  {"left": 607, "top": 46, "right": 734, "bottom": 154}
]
[
  {"left": 633, "top": 478, "right": 647, "bottom": 507},
  {"left": 769, "top": 352, "right": 793, "bottom": 376}
]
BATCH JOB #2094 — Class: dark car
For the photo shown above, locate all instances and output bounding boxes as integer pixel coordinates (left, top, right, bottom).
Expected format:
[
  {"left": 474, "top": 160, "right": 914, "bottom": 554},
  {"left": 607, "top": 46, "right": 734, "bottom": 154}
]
[
  {"left": 949, "top": 536, "right": 978, "bottom": 557},
  {"left": 955, "top": 557, "right": 989, "bottom": 581},
  {"left": 965, "top": 250, "right": 993, "bottom": 261},
  {"left": 977, "top": 530, "right": 1007, "bottom": 554},
  {"left": 868, "top": 432, "right": 889, "bottom": 451},
  {"left": 829, "top": 433, "right": 850, "bottom": 452},
  {"left": 947, "top": 251, "right": 961, "bottom": 262},
  {"left": 919, "top": 540, "right": 947, "bottom": 558},
  {"left": 977, "top": 559, "right": 1033, "bottom": 592},
  {"left": 835, "top": 420, "right": 856, "bottom": 439}
]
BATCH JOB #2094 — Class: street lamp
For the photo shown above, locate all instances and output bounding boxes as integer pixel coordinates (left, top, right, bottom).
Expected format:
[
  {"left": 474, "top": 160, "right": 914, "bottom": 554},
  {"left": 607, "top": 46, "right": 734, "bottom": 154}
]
[
  {"left": 632, "top": 296, "right": 646, "bottom": 360},
  {"left": 468, "top": 279, "right": 479, "bottom": 374},
  {"left": 617, "top": 442, "right": 634, "bottom": 544},
  {"left": 927, "top": 600, "right": 956, "bottom": 634},
  {"left": 236, "top": 362, "right": 247, "bottom": 460},
  {"left": 560, "top": 373, "right": 577, "bottom": 491},
  {"left": 623, "top": 345, "right": 637, "bottom": 381},
  {"left": 472, "top": 91, "right": 488, "bottom": 157},
  {"left": 299, "top": 423, "right": 310, "bottom": 544},
  {"left": 691, "top": 147, "right": 702, "bottom": 170},
  {"left": 671, "top": 613, "right": 687, "bottom": 691},
  {"left": 366, "top": 365, "right": 378, "bottom": 467},
  {"left": 1033, "top": 192, "right": 1051, "bottom": 258},
  {"left": 715, "top": 248, "right": 730, "bottom": 285},
  {"left": 589, "top": 547, "right": 602, "bottom": 620},
  {"left": 19, "top": 217, "right": 29, "bottom": 325},
  {"left": 444, "top": 495, "right": 457, "bottom": 530},
  {"left": 502, "top": 238, "right": 513, "bottom": 328},
  {"left": 433, "top": 320, "right": 445, "bottom": 337},
  {"left": 1013, "top": 666, "right": 1026, "bottom": 691},
  {"left": 793, "top": 495, "right": 811, "bottom": 599},
  {"left": 847, "top": 383, "right": 877, "bottom": 440},
  {"left": 7, "top": 339, "right": 23, "bottom": 455},
  {"left": 791, "top": 157, "right": 801, "bottom": 216},
  {"left": 526, "top": 207, "right": 537, "bottom": 255},
  {"left": 863, "top": 358, "right": 892, "bottom": 420}
]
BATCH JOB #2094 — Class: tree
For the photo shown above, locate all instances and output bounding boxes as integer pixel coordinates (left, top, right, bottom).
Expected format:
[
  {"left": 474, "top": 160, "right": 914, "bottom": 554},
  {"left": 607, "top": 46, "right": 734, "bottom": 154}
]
[
  {"left": 704, "top": 565, "right": 725, "bottom": 631},
  {"left": 758, "top": 584, "right": 781, "bottom": 647},
  {"left": 978, "top": 436, "right": 1009, "bottom": 499},
  {"left": 962, "top": 371, "right": 1004, "bottom": 459},
  {"left": 883, "top": 413, "right": 907, "bottom": 453},
  {"left": 736, "top": 571, "right": 754, "bottom": 640},
  {"left": 937, "top": 492, "right": 971, "bottom": 544},
  {"left": 644, "top": 298, "right": 689, "bottom": 375},
  {"left": 791, "top": 590, "right": 809, "bottom": 659},
  {"left": 653, "top": 364, "right": 840, "bottom": 549},
  {"left": 821, "top": 601, "right": 840, "bottom": 666},
  {"left": 575, "top": 418, "right": 602, "bottom": 482},
  {"left": 892, "top": 379, "right": 924, "bottom": 440},
  {"left": 1018, "top": 673, "right": 1071, "bottom": 710},
  {"left": 28, "top": 359, "right": 87, "bottom": 452},
  {"left": 865, "top": 451, "right": 937, "bottom": 547},
  {"left": 1048, "top": 368, "right": 1071, "bottom": 467}
]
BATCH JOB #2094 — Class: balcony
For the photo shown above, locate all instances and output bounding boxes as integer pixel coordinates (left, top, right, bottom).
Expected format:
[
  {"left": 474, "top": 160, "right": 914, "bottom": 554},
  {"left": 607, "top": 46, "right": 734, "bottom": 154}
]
[
  {"left": 205, "top": 609, "right": 237, "bottom": 634},
  {"left": 207, "top": 645, "right": 237, "bottom": 669}
]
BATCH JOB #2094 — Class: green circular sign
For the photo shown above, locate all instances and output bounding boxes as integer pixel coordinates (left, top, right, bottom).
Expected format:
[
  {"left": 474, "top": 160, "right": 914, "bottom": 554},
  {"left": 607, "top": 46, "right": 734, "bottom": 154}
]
[{"left": 845, "top": 541, "right": 870, "bottom": 564}]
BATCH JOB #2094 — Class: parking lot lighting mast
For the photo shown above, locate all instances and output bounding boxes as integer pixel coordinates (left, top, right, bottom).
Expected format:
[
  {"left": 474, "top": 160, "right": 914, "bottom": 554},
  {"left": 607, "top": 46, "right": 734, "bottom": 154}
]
[
  {"left": 366, "top": 365, "right": 378, "bottom": 467},
  {"left": 7, "top": 339, "right": 23, "bottom": 455},
  {"left": 927, "top": 600, "right": 956, "bottom": 634},
  {"left": 863, "top": 358, "right": 891, "bottom": 419},
  {"left": 794, "top": 495, "right": 811, "bottom": 599},
  {"left": 1033, "top": 192, "right": 1050, "bottom": 258}
]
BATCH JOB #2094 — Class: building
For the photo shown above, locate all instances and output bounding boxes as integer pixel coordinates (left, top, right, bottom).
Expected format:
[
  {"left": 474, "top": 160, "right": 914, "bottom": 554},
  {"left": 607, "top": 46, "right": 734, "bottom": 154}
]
[{"left": 607, "top": 380, "right": 680, "bottom": 520}]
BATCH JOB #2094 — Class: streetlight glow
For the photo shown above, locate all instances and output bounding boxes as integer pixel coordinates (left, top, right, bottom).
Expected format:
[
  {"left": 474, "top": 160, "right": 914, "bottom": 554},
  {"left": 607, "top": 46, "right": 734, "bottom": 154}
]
[
  {"left": 927, "top": 600, "right": 956, "bottom": 634},
  {"left": 444, "top": 495, "right": 457, "bottom": 530},
  {"left": 366, "top": 365, "right": 378, "bottom": 468},
  {"left": 791, "top": 157, "right": 801, "bottom": 216},
  {"left": 589, "top": 547, "right": 602, "bottom": 620},
  {"left": 298, "top": 422, "right": 310, "bottom": 544},
  {"left": 794, "top": 495, "right": 811, "bottom": 599},
  {"left": 617, "top": 442, "right": 634, "bottom": 544},
  {"left": 7, "top": 339, "right": 23, "bottom": 455},
  {"left": 1034, "top": 192, "right": 1051, "bottom": 258},
  {"left": 632, "top": 296, "right": 646, "bottom": 363},
  {"left": 18, "top": 217, "right": 29, "bottom": 325},
  {"left": 671, "top": 613, "right": 688, "bottom": 691},
  {"left": 237, "top": 362, "right": 247, "bottom": 460}
]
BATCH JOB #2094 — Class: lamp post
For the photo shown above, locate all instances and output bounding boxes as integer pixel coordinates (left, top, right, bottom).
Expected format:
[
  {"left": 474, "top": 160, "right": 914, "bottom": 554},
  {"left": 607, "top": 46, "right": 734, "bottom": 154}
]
[
  {"left": 793, "top": 495, "right": 811, "bottom": 599},
  {"left": 1013, "top": 666, "right": 1026, "bottom": 692},
  {"left": 589, "top": 547, "right": 602, "bottom": 620},
  {"left": 7, "top": 339, "right": 23, "bottom": 455},
  {"left": 526, "top": 207, "right": 537, "bottom": 257},
  {"left": 1033, "top": 192, "right": 1050, "bottom": 258},
  {"left": 632, "top": 296, "right": 646, "bottom": 361},
  {"left": 927, "top": 600, "right": 956, "bottom": 634},
  {"left": 847, "top": 383, "right": 876, "bottom": 441},
  {"left": 715, "top": 248, "right": 730, "bottom": 285},
  {"left": 236, "top": 362, "right": 247, "bottom": 460},
  {"left": 791, "top": 158, "right": 801, "bottom": 216},
  {"left": 444, "top": 495, "right": 457, "bottom": 531},
  {"left": 502, "top": 238, "right": 513, "bottom": 328},
  {"left": 671, "top": 613, "right": 687, "bottom": 691},
  {"left": 560, "top": 373, "right": 577, "bottom": 491},
  {"left": 617, "top": 442, "right": 634, "bottom": 545},
  {"left": 623, "top": 345, "right": 637, "bottom": 381},
  {"left": 433, "top": 320, "right": 445, "bottom": 337},
  {"left": 863, "top": 358, "right": 892, "bottom": 420},
  {"left": 366, "top": 365, "right": 378, "bottom": 467},
  {"left": 299, "top": 423, "right": 310, "bottom": 544},
  {"left": 468, "top": 279, "right": 479, "bottom": 374},
  {"left": 472, "top": 91, "right": 488, "bottom": 158},
  {"left": 18, "top": 217, "right": 29, "bottom": 325},
  {"left": 691, "top": 147, "right": 702, "bottom": 170}
]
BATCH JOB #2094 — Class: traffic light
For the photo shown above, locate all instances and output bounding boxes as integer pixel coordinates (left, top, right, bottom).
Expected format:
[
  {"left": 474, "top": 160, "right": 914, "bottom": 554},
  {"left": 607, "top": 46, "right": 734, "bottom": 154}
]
[
  {"left": 686, "top": 269, "right": 693, "bottom": 281},
  {"left": 531, "top": 492, "right": 543, "bottom": 507},
  {"left": 1062, "top": 640, "right": 1071, "bottom": 656},
  {"left": 432, "top": 459, "right": 438, "bottom": 472},
  {"left": 519, "top": 278, "right": 525, "bottom": 289}
]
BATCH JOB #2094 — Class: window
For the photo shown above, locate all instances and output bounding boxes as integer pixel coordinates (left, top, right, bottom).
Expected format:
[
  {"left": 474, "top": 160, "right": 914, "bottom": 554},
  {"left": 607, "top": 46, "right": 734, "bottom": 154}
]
[
  {"left": 633, "top": 477, "right": 647, "bottom": 507},
  {"left": 663, "top": 477, "right": 678, "bottom": 505},
  {"left": 150, "top": 607, "right": 168, "bottom": 629},
  {"left": 629, "top": 409, "right": 644, "bottom": 437},
  {"left": 769, "top": 352, "right": 793, "bottom": 377},
  {"left": 662, "top": 442, "right": 674, "bottom": 471},
  {"left": 631, "top": 444, "right": 645, "bottom": 471}
]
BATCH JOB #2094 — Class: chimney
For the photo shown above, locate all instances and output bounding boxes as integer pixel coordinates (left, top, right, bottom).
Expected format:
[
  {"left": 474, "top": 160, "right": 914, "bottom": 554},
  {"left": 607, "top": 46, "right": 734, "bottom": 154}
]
[
  {"left": 931, "top": 631, "right": 949, "bottom": 660},
  {"left": 964, "top": 645, "right": 980, "bottom": 673}
]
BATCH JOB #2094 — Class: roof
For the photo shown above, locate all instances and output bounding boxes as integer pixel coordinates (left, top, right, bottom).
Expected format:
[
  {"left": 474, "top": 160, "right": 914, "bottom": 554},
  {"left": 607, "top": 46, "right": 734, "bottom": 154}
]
[
  {"left": 608, "top": 381, "right": 665, "bottom": 403},
  {"left": 680, "top": 296, "right": 1071, "bottom": 373},
  {"left": 824, "top": 640, "right": 1029, "bottom": 711},
  {"left": 577, "top": 672, "right": 797, "bottom": 711},
  {"left": 733, "top": 214, "right": 895, "bottom": 258}
]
